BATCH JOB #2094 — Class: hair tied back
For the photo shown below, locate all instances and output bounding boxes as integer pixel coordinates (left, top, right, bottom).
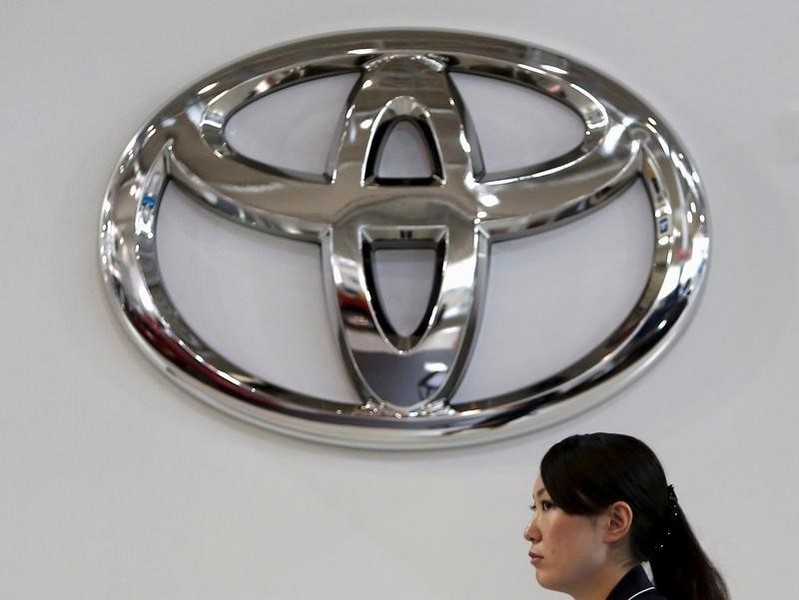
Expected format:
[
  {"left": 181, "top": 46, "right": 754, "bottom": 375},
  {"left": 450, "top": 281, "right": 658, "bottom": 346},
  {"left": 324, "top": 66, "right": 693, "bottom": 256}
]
[{"left": 653, "top": 484, "right": 680, "bottom": 554}]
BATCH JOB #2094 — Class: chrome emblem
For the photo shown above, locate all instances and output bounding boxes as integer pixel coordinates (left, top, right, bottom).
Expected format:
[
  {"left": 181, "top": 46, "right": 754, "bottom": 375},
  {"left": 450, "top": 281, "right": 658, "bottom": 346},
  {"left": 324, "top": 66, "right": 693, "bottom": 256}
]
[{"left": 100, "top": 31, "right": 709, "bottom": 448}]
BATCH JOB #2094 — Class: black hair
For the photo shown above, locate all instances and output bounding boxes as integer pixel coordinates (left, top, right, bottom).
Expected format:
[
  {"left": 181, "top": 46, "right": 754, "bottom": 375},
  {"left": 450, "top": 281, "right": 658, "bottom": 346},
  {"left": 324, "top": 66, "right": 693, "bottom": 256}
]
[{"left": 540, "top": 433, "right": 729, "bottom": 600}]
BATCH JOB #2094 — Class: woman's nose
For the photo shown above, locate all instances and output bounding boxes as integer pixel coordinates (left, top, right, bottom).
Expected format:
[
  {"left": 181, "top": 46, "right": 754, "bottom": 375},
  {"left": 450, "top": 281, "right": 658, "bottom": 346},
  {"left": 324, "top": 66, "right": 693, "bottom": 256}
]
[{"left": 523, "top": 515, "right": 540, "bottom": 542}]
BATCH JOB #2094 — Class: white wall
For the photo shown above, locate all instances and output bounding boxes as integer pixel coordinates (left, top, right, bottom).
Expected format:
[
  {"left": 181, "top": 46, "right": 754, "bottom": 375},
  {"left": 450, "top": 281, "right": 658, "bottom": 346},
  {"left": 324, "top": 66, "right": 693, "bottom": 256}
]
[{"left": 2, "top": 2, "right": 797, "bottom": 598}]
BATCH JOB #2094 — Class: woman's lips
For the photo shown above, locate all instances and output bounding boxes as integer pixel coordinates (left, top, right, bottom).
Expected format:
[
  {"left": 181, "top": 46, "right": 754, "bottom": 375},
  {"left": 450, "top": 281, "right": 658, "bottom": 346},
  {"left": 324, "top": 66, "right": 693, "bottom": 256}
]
[{"left": 529, "top": 552, "right": 542, "bottom": 565}]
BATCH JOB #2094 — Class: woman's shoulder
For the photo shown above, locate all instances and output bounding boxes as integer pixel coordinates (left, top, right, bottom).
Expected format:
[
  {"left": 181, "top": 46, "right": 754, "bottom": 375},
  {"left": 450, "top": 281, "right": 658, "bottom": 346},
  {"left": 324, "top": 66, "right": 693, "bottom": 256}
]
[
  {"left": 621, "top": 588, "right": 668, "bottom": 600},
  {"left": 637, "top": 591, "right": 669, "bottom": 600},
  {"left": 607, "top": 565, "right": 667, "bottom": 600}
]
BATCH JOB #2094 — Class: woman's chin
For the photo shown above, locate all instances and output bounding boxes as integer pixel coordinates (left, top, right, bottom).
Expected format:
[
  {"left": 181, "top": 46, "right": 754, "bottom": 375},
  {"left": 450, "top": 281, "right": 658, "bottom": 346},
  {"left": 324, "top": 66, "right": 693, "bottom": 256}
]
[
  {"left": 534, "top": 568, "right": 564, "bottom": 593},
  {"left": 534, "top": 568, "right": 550, "bottom": 588}
]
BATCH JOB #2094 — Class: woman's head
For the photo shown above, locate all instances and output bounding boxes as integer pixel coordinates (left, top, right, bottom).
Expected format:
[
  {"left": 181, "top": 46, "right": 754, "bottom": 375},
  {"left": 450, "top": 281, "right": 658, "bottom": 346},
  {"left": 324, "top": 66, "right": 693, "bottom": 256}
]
[
  {"left": 525, "top": 433, "right": 729, "bottom": 600},
  {"left": 525, "top": 473, "right": 636, "bottom": 596},
  {"left": 539, "top": 433, "right": 671, "bottom": 563}
]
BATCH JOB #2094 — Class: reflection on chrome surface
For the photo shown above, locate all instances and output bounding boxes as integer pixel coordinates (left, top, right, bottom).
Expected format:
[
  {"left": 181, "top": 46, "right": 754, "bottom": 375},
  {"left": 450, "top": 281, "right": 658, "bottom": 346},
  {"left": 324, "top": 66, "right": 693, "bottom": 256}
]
[{"left": 99, "top": 30, "right": 709, "bottom": 448}]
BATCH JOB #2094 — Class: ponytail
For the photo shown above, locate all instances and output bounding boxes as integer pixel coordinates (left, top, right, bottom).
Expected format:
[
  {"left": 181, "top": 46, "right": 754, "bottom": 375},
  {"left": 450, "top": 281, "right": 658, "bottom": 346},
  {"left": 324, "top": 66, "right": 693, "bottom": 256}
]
[
  {"left": 540, "top": 433, "right": 729, "bottom": 600},
  {"left": 648, "top": 490, "right": 729, "bottom": 600}
]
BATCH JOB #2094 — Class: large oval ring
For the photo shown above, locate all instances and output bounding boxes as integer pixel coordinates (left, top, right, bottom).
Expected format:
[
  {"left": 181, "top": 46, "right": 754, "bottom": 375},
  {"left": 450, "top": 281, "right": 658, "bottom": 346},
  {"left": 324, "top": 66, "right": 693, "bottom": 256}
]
[{"left": 99, "top": 30, "right": 709, "bottom": 449}]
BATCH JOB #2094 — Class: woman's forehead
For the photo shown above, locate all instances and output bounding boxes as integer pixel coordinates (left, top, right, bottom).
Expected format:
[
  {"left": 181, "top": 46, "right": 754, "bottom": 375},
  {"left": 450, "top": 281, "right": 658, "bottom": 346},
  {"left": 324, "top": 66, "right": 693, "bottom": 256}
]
[{"left": 533, "top": 475, "right": 545, "bottom": 495}]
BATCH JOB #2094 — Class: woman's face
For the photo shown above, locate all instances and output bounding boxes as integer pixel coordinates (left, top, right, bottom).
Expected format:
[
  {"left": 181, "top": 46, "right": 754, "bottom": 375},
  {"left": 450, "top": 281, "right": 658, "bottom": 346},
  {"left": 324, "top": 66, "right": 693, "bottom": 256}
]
[{"left": 524, "top": 476, "right": 609, "bottom": 596}]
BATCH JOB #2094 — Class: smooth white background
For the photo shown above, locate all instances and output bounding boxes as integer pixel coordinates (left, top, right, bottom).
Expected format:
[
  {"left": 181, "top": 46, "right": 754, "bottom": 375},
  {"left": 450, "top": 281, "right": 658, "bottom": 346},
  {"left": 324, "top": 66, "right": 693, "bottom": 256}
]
[{"left": 1, "top": 2, "right": 797, "bottom": 598}]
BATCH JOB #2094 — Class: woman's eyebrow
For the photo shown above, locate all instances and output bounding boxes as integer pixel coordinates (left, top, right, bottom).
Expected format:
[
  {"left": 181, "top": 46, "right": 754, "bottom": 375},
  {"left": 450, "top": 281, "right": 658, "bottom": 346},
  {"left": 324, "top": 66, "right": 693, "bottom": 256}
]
[{"left": 535, "top": 487, "right": 548, "bottom": 498}]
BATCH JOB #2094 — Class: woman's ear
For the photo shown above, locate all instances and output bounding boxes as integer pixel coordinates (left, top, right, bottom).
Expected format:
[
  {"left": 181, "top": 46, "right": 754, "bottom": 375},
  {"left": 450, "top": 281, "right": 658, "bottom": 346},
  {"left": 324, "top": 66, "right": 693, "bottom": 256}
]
[{"left": 604, "top": 501, "right": 633, "bottom": 543}]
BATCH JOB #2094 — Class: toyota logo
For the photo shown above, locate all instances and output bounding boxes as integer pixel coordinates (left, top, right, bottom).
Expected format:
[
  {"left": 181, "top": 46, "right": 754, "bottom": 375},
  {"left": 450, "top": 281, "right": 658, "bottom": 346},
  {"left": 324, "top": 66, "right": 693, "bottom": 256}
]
[{"left": 99, "top": 30, "right": 709, "bottom": 448}]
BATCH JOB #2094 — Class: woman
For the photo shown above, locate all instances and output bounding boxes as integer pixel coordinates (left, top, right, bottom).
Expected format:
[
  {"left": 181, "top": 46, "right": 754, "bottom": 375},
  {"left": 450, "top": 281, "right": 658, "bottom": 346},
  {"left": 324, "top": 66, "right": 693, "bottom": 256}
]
[{"left": 524, "top": 433, "right": 729, "bottom": 600}]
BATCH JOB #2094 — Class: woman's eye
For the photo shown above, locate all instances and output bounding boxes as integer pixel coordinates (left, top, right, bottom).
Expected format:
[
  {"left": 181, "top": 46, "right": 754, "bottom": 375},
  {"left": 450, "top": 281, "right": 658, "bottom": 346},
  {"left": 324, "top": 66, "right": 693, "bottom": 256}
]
[{"left": 541, "top": 500, "right": 554, "bottom": 511}]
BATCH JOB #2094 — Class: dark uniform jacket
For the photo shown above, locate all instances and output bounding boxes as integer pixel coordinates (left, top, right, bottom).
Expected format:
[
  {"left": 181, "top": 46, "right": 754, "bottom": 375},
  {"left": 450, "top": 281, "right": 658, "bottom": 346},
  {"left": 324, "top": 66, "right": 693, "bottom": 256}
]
[{"left": 606, "top": 565, "right": 668, "bottom": 600}]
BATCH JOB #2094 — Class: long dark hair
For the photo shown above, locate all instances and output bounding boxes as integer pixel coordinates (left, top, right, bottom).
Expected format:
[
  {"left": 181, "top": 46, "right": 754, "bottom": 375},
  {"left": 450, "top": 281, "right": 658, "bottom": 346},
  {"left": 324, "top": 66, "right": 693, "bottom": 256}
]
[{"left": 540, "top": 433, "right": 729, "bottom": 600}]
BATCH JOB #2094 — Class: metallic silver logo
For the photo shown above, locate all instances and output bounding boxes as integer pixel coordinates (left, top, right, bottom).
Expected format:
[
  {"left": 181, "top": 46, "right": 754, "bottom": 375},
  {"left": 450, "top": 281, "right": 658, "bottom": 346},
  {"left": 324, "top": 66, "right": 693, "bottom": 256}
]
[{"left": 99, "top": 31, "right": 709, "bottom": 448}]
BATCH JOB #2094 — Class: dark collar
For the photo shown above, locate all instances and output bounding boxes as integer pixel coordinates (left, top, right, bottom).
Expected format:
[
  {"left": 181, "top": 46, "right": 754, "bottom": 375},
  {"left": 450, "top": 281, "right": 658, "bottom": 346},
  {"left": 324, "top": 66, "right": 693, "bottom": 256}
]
[{"left": 606, "top": 565, "right": 657, "bottom": 600}]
